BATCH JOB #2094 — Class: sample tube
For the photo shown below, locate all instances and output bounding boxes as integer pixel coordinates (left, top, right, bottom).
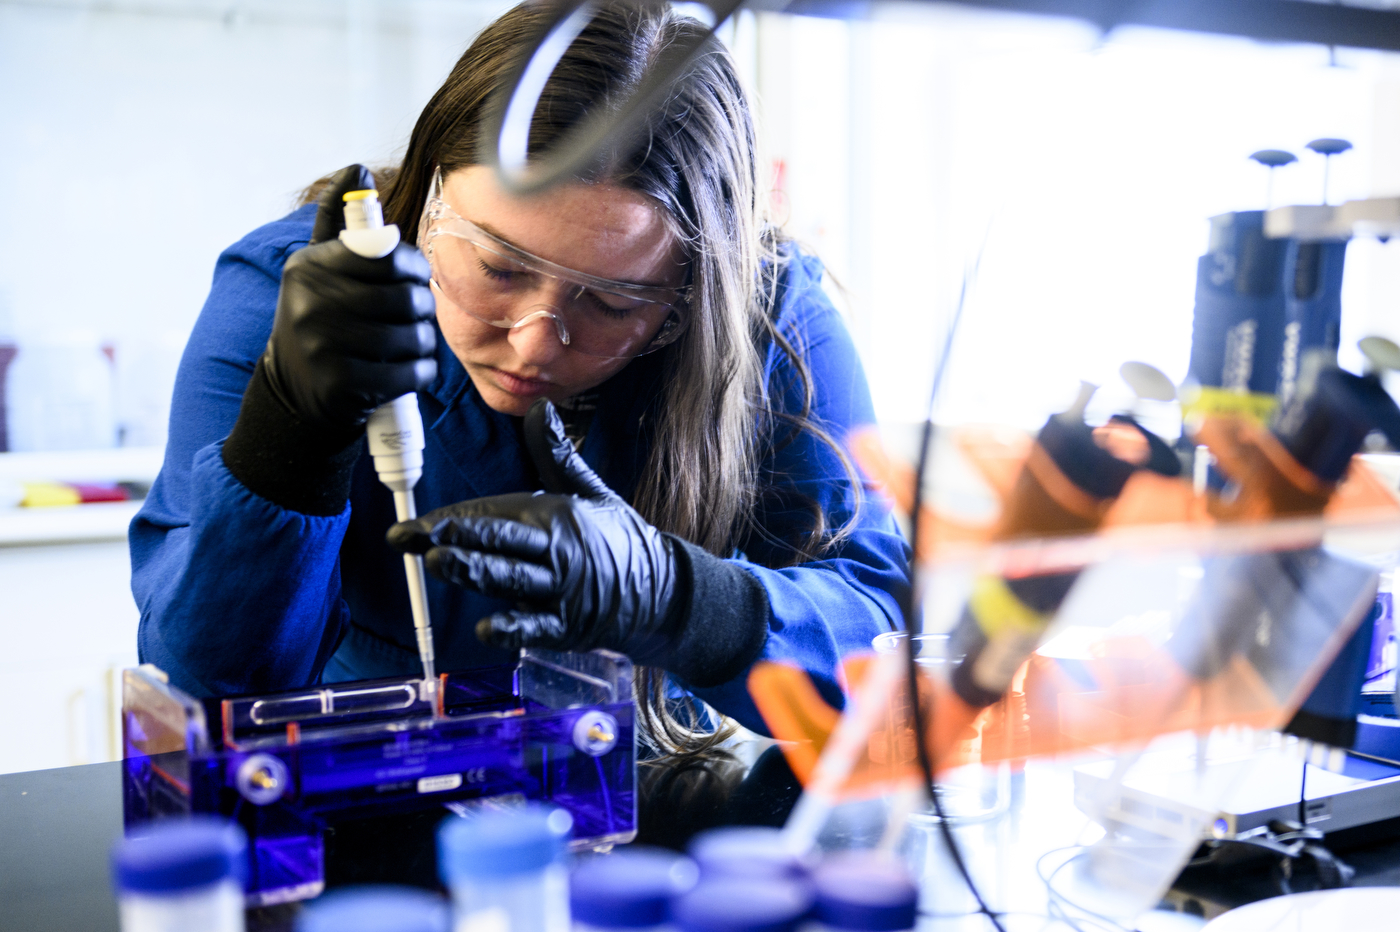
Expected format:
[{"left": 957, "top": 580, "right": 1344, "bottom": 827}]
[
  {"left": 1278, "top": 237, "right": 1346, "bottom": 408},
  {"left": 1201, "top": 360, "right": 1400, "bottom": 521},
  {"left": 687, "top": 826, "right": 815, "bottom": 880},
  {"left": 670, "top": 878, "right": 814, "bottom": 932},
  {"left": 439, "top": 806, "right": 574, "bottom": 932},
  {"left": 295, "top": 886, "right": 449, "bottom": 932},
  {"left": 110, "top": 817, "right": 247, "bottom": 932},
  {"left": 946, "top": 390, "right": 1164, "bottom": 710},
  {"left": 570, "top": 849, "right": 698, "bottom": 932},
  {"left": 1185, "top": 210, "right": 1289, "bottom": 422},
  {"left": 810, "top": 852, "right": 918, "bottom": 932}
]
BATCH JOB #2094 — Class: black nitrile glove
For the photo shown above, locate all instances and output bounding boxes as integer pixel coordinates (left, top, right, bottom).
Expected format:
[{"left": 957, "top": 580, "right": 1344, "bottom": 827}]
[
  {"left": 223, "top": 164, "right": 437, "bottom": 515},
  {"left": 262, "top": 164, "right": 437, "bottom": 435},
  {"left": 387, "top": 400, "right": 771, "bottom": 687}
]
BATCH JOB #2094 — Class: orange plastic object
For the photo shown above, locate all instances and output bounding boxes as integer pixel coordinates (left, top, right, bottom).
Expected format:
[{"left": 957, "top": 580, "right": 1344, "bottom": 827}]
[
  {"left": 846, "top": 429, "right": 992, "bottom": 547},
  {"left": 848, "top": 423, "right": 1400, "bottom": 566},
  {"left": 750, "top": 423, "right": 1396, "bottom": 802},
  {"left": 749, "top": 623, "right": 1362, "bottom": 801}
]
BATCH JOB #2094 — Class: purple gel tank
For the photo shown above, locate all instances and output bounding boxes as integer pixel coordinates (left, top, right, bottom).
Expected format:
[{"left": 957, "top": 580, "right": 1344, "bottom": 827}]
[{"left": 121, "top": 650, "right": 637, "bottom": 906}]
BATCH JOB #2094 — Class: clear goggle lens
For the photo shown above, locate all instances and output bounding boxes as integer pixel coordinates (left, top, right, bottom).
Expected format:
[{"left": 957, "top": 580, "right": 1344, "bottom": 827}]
[{"left": 418, "top": 187, "right": 689, "bottom": 359}]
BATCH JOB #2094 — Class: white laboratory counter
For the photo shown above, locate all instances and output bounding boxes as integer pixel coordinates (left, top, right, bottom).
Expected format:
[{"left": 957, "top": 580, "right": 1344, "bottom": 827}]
[{"left": 0, "top": 448, "right": 161, "bottom": 774}]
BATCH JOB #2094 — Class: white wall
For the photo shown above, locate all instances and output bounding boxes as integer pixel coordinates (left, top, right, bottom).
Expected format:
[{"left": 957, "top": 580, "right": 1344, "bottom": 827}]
[
  {"left": 0, "top": 0, "right": 513, "bottom": 448},
  {"left": 0, "top": 0, "right": 516, "bottom": 344}
]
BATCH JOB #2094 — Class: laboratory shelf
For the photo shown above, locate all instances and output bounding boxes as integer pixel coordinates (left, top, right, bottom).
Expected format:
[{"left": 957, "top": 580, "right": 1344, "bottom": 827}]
[
  {"left": 0, "top": 500, "right": 143, "bottom": 547},
  {"left": 0, "top": 447, "right": 160, "bottom": 546}
]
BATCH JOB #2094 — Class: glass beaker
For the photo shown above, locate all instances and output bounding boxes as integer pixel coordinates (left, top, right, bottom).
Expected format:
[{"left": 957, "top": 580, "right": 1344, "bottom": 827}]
[{"left": 871, "top": 631, "right": 1012, "bottom": 825}]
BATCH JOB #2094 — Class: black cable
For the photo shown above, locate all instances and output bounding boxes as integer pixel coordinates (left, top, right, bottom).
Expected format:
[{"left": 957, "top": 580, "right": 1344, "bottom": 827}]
[
  {"left": 1298, "top": 751, "right": 1309, "bottom": 828},
  {"left": 924, "top": 906, "right": 1101, "bottom": 931},
  {"left": 900, "top": 257, "right": 1008, "bottom": 932}
]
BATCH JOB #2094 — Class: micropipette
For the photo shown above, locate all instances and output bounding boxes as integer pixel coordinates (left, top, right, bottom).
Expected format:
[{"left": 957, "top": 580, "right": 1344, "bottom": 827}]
[{"left": 340, "top": 188, "right": 438, "bottom": 701}]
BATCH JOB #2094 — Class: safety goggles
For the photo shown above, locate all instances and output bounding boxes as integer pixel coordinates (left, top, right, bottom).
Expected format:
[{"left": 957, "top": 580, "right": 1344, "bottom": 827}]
[{"left": 418, "top": 169, "right": 690, "bottom": 359}]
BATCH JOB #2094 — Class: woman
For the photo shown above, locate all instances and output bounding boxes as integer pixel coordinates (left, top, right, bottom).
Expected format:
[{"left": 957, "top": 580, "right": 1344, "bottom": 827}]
[{"left": 130, "top": 0, "right": 908, "bottom": 745}]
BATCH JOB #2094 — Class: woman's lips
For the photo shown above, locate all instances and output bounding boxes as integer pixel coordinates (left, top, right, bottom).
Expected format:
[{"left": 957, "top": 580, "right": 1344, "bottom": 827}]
[{"left": 492, "top": 367, "right": 553, "bottom": 397}]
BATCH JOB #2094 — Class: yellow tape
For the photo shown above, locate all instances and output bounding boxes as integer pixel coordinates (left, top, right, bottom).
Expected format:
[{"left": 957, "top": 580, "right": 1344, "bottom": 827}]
[
  {"left": 1180, "top": 385, "right": 1277, "bottom": 427},
  {"left": 968, "top": 575, "right": 1052, "bottom": 640},
  {"left": 22, "top": 481, "right": 81, "bottom": 507},
  {"left": 342, "top": 189, "right": 378, "bottom": 202}
]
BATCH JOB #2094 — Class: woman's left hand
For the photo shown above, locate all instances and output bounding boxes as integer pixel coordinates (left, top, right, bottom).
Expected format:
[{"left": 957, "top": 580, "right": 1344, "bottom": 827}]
[{"left": 387, "top": 400, "right": 682, "bottom": 661}]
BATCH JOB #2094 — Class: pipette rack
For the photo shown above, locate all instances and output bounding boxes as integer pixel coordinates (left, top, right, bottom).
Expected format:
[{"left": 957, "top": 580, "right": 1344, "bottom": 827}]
[{"left": 121, "top": 649, "right": 637, "bottom": 905}]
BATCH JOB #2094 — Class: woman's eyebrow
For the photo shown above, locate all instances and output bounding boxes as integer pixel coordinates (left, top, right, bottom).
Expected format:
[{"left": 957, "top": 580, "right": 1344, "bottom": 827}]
[
  {"left": 469, "top": 218, "right": 683, "bottom": 292},
  {"left": 470, "top": 219, "right": 529, "bottom": 252}
]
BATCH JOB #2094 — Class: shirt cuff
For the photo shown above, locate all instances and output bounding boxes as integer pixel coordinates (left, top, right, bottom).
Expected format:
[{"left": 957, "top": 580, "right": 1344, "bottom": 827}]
[
  {"left": 221, "top": 359, "right": 363, "bottom": 516},
  {"left": 662, "top": 535, "right": 771, "bottom": 689}
]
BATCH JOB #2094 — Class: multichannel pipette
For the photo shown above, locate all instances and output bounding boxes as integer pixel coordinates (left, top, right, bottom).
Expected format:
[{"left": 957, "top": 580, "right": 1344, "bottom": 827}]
[{"left": 339, "top": 188, "right": 437, "bottom": 700}]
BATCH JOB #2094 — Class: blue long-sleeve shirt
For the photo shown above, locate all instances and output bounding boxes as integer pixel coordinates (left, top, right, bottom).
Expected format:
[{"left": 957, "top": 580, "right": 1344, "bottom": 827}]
[{"left": 130, "top": 204, "right": 909, "bottom": 733}]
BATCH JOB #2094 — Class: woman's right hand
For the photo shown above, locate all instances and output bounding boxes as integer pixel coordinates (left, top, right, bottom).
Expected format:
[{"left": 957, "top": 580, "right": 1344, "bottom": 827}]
[{"left": 262, "top": 164, "right": 437, "bottom": 440}]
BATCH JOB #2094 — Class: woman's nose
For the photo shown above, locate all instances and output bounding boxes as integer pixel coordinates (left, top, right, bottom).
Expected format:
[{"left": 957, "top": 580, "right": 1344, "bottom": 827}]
[{"left": 507, "top": 310, "right": 568, "bottom": 365}]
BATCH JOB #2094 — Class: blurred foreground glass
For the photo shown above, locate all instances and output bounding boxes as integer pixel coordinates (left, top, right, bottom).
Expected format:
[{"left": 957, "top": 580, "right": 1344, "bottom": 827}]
[{"left": 872, "top": 631, "right": 1012, "bottom": 825}]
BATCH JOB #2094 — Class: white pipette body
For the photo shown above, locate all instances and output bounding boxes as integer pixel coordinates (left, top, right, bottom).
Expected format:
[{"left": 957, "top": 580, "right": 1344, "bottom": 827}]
[{"left": 340, "top": 190, "right": 437, "bottom": 701}]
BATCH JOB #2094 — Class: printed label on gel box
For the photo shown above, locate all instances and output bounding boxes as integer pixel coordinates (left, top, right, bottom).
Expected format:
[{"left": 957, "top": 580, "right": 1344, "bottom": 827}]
[{"left": 418, "top": 773, "right": 463, "bottom": 793}]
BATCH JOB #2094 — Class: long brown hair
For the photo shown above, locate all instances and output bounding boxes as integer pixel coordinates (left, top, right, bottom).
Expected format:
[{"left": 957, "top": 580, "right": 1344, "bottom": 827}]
[{"left": 311, "top": 0, "right": 861, "bottom": 754}]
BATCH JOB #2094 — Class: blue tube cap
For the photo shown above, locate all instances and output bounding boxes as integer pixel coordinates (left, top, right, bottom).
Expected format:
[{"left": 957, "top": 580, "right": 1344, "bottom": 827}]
[
  {"left": 812, "top": 853, "right": 918, "bottom": 932},
  {"left": 111, "top": 816, "right": 248, "bottom": 894},
  {"left": 438, "top": 805, "right": 573, "bottom": 881},
  {"left": 688, "top": 827, "right": 813, "bottom": 880},
  {"left": 672, "top": 878, "right": 814, "bottom": 932},
  {"left": 296, "top": 887, "right": 449, "bottom": 932},
  {"left": 571, "top": 849, "right": 699, "bottom": 928}
]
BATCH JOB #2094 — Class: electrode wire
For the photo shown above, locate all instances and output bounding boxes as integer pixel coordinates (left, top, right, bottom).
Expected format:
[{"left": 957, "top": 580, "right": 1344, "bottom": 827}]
[
  {"left": 1035, "top": 847, "right": 1133, "bottom": 932},
  {"left": 921, "top": 907, "right": 1089, "bottom": 931},
  {"left": 902, "top": 243, "right": 1006, "bottom": 932},
  {"left": 1298, "top": 754, "right": 1309, "bottom": 829}
]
